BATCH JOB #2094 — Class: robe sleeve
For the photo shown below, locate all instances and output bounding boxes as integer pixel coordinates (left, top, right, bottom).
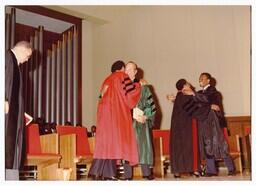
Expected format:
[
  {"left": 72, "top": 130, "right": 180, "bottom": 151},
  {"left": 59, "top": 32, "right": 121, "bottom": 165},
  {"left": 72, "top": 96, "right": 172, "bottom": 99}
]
[
  {"left": 182, "top": 94, "right": 211, "bottom": 121},
  {"left": 120, "top": 74, "right": 141, "bottom": 109},
  {"left": 143, "top": 86, "right": 156, "bottom": 128}
]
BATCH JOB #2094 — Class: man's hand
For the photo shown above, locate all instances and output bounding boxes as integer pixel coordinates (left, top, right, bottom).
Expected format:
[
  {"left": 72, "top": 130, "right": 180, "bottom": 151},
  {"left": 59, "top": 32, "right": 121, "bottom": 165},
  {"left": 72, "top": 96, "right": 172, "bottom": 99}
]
[
  {"left": 167, "top": 94, "right": 176, "bottom": 102},
  {"left": 136, "top": 115, "right": 147, "bottom": 124},
  {"left": 5, "top": 101, "right": 9, "bottom": 114},
  {"left": 100, "top": 85, "right": 109, "bottom": 98},
  {"left": 211, "top": 104, "right": 220, "bottom": 111},
  {"left": 140, "top": 79, "right": 148, "bottom": 86}
]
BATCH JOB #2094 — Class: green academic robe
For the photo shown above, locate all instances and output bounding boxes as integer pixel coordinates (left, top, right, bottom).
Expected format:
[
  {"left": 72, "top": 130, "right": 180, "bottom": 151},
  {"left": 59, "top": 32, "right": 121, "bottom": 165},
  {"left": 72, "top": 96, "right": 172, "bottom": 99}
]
[{"left": 133, "top": 85, "right": 156, "bottom": 165}]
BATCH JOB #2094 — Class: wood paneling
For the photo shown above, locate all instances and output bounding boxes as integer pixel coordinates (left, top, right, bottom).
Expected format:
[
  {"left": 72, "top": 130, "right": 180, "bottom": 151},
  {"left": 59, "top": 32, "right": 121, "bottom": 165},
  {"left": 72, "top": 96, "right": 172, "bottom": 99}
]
[
  {"left": 59, "top": 134, "right": 77, "bottom": 180},
  {"left": 40, "top": 133, "right": 59, "bottom": 154},
  {"left": 226, "top": 116, "right": 251, "bottom": 170}
]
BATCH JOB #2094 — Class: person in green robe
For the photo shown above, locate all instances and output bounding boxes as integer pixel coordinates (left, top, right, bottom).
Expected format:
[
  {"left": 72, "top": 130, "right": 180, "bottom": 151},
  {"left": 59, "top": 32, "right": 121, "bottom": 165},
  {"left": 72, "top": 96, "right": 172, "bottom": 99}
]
[{"left": 125, "top": 61, "right": 156, "bottom": 180}]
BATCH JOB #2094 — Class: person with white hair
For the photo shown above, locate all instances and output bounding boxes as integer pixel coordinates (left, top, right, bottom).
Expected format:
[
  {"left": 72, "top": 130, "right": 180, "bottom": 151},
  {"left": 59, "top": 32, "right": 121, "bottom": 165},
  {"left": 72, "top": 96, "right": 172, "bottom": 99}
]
[{"left": 5, "top": 41, "right": 33, "bottom": 180}]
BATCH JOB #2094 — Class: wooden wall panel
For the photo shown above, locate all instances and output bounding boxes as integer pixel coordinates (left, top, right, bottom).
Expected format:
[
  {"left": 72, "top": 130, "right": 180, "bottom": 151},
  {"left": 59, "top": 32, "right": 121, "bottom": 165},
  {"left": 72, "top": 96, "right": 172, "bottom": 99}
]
[{"left": 226, "top": 116, "right": 251, "bottom": 170}]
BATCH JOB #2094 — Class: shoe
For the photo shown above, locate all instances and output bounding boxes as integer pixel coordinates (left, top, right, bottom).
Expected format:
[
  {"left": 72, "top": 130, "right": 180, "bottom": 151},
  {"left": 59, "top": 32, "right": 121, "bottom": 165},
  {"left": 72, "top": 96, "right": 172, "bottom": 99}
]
[
  {"left": 192, "top": 171, "right": 200, "bottom": 178},
  {"left": 118, "top": 176, "right": 132, "bottom": 181},
  {"left": 200, "top": 170, "right": 206, "bottom": 176},
  {"left": 174, "top": 174, "right": 181, "bottom": 178},
  {"left": 103, "top": 176, "right": 118, "bottom": 181},
  {"left": 228, "top": 171, "right": 236, "bottom": 176},
  {"left": 89, "top": 175, "right": 102, "bottom": 180},
  {"left": 143, "top": 175, "right": 155, "bottom": 180},
  {"left": 205, "top": 173, "right": 217, "bottom": 177}
]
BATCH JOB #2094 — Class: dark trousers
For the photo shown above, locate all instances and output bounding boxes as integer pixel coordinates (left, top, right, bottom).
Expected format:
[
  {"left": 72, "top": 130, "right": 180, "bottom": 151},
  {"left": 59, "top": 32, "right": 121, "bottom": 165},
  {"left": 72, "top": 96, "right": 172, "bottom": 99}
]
[
  {"left": 123, "top": 161, "right": 133, "bottom": 179},
  {"left": 124, "top": 162, "right": 151, "bottom": 178},
  {"left": 206, "top": 156, "right": 235, "bottom": 174},
  {"left": 140, "top": 164, "right": 151, "bottom": 177},
  {"left": 89, "top": 159, "right": 117, "bottom": 178}
]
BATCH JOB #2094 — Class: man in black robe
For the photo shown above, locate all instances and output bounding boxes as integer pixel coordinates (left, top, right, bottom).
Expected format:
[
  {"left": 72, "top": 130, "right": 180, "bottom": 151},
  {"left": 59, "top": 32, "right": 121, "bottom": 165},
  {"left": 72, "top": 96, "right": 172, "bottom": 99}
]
[
  {"left": 169, "top": 79, "right": 200, "bottom": 178},
  {"left": 5, "top": 41, "right": 32, "bottom": 180},
  {"left": 195, "top": 72, "right": 235, "bottom": 176}
]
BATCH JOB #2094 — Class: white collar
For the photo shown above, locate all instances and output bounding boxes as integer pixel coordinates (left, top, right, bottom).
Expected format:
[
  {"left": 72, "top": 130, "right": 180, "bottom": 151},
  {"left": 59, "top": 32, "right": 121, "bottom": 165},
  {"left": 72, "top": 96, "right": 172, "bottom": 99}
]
[{"left": 203, "top": 84, "right": 210, "bottom": 90}]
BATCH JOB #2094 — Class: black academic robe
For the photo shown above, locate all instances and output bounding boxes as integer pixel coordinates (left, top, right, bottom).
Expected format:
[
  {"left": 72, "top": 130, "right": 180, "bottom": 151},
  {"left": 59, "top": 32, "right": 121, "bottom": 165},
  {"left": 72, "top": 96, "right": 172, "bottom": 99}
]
[
  {"left": 197, "top": 86, "right": 227, "bottom": 128},
  {"left": 184, "top": 92, "right": 229, "bottom": 160},
  {"left": 5, "top": 50, "right": 26, "bottom": 170},
  {"left": 170, "top": 92, "right": 195, "bottom": 174}
]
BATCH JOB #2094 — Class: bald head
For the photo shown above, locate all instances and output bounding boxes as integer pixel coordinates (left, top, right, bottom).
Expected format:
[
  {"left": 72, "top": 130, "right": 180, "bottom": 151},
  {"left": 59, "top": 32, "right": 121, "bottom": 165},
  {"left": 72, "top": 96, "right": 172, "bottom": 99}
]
[
  {"left": 12, "top": 41, "right": 33, "bottom": 64},
  {"left": 125, "top": 61, "right": 138, "bottom": 81}
]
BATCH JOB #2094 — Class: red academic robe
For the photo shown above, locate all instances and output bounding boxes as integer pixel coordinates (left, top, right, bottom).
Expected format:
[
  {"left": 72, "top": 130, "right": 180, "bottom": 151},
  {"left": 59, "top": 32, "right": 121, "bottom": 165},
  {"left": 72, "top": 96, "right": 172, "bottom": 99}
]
[{"left": 93, "top": 71, "right": 141, "bottom": 166}]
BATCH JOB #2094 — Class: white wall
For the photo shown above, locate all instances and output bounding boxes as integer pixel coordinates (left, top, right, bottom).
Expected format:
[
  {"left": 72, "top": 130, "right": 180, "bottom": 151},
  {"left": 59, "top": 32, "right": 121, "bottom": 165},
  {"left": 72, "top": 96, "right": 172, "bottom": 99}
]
[
  {"left": 82, "top": 20, "right": 95, "bottom": 126},
  {"left": 81, "top": 6, "right": 251, "bottom": 129}
]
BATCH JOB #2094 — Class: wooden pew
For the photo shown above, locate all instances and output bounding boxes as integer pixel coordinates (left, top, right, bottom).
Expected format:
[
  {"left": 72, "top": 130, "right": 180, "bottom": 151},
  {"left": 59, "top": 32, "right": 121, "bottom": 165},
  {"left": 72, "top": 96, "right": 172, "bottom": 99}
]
[
  {"left": 24, "top": 124, "right": 61, "bottom": 180},
  {"left": 152, "top": 119, "right": 205, "bottom": 178},
  {"left": 57, "top": 126, "right": 93, "bottom": 180},
  {"left": 152, "top": 130, "right": 170, "bottom": 178},
  {"left": 152, "top": 137, "right": 165, "bottom": 178},
  {"left": 221, "top": 128, "right": 242, "bottom": 173}
]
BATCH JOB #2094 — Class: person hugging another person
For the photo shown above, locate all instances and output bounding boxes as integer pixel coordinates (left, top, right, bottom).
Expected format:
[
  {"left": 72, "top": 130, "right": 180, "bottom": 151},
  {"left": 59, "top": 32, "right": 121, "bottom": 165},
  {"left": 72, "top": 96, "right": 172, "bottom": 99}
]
[{"left": 125, "top": 61, "right": 156, "bottom": 180}]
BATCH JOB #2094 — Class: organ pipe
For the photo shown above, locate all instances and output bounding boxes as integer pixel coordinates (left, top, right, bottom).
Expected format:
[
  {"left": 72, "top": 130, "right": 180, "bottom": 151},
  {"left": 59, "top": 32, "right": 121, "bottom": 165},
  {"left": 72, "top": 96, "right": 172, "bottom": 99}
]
[
  {"left": 38, "top": 26, "right": 44, "bottom": 118},
  {"left": 56, "top": 41, "right": 62, "bottom": 124},
  {"left": 61, "top": 34, "right": 67, "bottom": 124},
  {"left": 67, "top": 31, "right": 73, "bottom": 123},
  {"left": 50, "top": 44, "right": 57, "bottom": 123},
  {"left": 29, "top": 36, "right": 34, "bottom": 115},
  {"left": 45, "top": 50, "right": 52, "bottom": 123},
  {"left": 33, "top": 30, "right": 39, "bottom": 119},
  {"left": 5, "top": 14, "right": 10, "bottom": 50},
  {"left": 10, "top": 8, "right": 15, "bottom": 48},
  {"left": 72, "top": 27, "right": 78, "bottom": 125}
]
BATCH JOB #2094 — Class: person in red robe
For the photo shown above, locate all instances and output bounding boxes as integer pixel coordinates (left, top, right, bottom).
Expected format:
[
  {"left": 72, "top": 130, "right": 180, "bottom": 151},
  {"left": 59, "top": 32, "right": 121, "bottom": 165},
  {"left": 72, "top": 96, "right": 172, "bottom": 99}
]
[{"left": 88, "top": 60, "right": 141, "bottom": 180}]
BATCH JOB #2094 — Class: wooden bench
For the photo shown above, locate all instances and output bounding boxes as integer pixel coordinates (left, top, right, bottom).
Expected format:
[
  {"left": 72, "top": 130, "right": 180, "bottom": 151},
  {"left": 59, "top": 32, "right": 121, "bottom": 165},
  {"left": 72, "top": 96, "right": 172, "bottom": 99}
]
[
  {"left": 24, "top": 124, "right": 61, "bottom": 180},
  {"left": 57, "top": 126, "right": 93, "bottom": 180},
  {"left": 220, "top": 128, "right": 242, "bottom": 173},
  {"left": 152, "top": 130, "right": 170, "bottom": 178}
]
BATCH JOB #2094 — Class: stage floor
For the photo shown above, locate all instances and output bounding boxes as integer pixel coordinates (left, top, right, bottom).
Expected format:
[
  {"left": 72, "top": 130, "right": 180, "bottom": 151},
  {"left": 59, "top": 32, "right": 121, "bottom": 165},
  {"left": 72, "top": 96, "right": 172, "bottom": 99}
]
[{"left": 83, "top": 169, "right": 251, "bottom": 181}]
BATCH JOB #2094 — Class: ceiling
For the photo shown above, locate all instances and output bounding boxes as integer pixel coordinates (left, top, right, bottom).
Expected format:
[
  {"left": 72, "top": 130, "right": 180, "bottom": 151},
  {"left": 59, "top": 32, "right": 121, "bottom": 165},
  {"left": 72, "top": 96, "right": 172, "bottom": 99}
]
[
  {"left": 5, "top": 5, "right": 139, "bottom": 32},
  {"left": 45, "top": 5, "right": 139, "bottom": 24},
  {"left": 6, "top": 6, "right": 74, "bottom": 33}
]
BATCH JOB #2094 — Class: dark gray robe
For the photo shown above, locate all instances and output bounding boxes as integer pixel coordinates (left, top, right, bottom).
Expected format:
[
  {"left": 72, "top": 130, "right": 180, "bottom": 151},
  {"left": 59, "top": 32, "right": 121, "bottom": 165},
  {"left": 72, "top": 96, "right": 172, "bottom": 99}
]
[
  {"left": 170, "top": 92, "right": 195, "bottom": 174},
  {"left": 197, "top": 86, "right": 227, "bottom": 128},
  {"left": 5, "top": 50, "right": 26, "bottom": 170},
  {"left": 184, "top": 92, "right": 229, "bottom": 160}
]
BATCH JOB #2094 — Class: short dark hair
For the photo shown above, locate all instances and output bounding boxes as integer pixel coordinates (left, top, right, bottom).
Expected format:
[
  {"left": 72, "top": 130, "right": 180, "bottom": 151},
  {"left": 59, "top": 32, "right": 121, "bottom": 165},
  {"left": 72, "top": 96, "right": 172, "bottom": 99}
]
[
  {"left": 111, "top": 60, "right": 125, "bottom": 73},
  {"left": 176, "top": 79, "right": 187, "bottom": 90},
  {"left": 200, "top": 72, "right": 212, "bottom": 80}
]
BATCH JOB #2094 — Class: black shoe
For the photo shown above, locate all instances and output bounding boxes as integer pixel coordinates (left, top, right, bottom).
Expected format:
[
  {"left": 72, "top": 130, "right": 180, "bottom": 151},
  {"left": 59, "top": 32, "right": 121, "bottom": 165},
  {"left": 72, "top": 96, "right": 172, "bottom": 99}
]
[
  {"left": 200, "top": 164, "right": 206, "bottom": 176},
  {"left": 205, "top": 173, "right": 217, "bottom": 177},
  {"left": 192, "top": 171, "right": 200, "bottom": 178},
  {"left": 103, "top": 176, "right": 118, "bottom": 181},
  {"left": 118, "top": 176, "right": 132, "bottom": 181},
  {"left": 91, "top": 175, "right": 103, "bottom": 180},
  {"left": 228, "top": 171, "right": 236, "bottom": 176},
  {"left": 143, "top": 175, "right": 155, "bottom": 180},
  {"left": 200, "top": 171, "right": 206, "bottom": 176},
  {"left": 174, "top": 174, "right": 181, "bottom": 178}
]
